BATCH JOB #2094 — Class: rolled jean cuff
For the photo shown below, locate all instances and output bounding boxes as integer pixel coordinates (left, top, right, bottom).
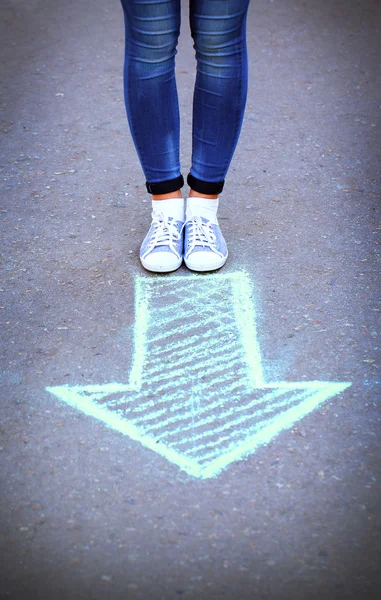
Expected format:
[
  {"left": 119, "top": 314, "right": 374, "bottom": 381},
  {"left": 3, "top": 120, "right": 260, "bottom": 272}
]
[
  {"left": 146, "top": 175, "right": 184, "bottom": 195},
  {"left": 187, "top": 174, "right": 225, "bottom": 195}
]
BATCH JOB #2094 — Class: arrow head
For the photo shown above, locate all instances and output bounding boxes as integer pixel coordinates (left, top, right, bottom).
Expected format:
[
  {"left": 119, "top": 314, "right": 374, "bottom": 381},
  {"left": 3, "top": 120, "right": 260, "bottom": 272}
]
[{"left": 47, "top": 380, "right": 350, "bottom": 479}]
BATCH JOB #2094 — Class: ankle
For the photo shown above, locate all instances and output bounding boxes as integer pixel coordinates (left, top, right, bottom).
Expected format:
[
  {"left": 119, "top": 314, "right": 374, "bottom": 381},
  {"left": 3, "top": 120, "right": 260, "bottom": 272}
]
[
  {"left": 151, "top": 196, "right": 185, "bottom": 222},
  {"left": 186, "top": 196, "right": 219, "bottom": 224},
  {"left": 189, "top": 189, "right": 218, "bottom": 200},
  {"left": 152, "top": 191, "right": 182, "bottom": 200}
]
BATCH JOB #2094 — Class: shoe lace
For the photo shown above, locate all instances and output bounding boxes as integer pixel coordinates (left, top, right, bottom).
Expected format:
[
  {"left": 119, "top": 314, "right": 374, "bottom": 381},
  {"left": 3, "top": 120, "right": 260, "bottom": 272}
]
[
  {"left": 185, "top": 216, "right": 221, "bottom": 254},
  {"left": 146, "top": 211, "right": 181, "bottom": 252}
]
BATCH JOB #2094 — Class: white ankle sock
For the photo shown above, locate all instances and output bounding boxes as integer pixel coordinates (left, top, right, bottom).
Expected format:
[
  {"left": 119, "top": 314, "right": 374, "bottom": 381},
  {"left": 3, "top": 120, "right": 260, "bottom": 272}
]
[
  {"left": 186, "top": 197, "right": 219, "bottom": 224},
  {"left": 152, "top": 198, "right": 184, "bottom": 222}
]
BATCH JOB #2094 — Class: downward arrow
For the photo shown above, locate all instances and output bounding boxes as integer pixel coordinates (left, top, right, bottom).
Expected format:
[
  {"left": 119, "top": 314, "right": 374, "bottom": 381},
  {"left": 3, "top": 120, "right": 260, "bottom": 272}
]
[{"left": 47, "top": 272, "right": 351, "bottom": 479}]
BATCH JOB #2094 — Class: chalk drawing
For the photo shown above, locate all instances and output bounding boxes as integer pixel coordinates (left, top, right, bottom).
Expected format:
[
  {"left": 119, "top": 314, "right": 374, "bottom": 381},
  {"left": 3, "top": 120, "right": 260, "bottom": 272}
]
[{"left": 47, "top": 272, "right": 351, "bottom": 479}]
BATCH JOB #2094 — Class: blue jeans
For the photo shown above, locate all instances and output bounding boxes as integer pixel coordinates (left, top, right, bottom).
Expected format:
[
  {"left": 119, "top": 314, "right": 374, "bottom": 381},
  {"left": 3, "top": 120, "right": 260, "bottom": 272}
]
[{"left": 120, "top": 0, "right": 250, "bottom": 195}]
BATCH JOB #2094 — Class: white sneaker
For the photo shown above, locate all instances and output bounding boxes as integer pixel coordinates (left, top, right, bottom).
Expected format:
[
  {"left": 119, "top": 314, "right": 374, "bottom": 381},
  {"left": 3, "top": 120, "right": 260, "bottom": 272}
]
[
  {"left": 140, "top": 210, "right": 184, "bottom": 273},
  {"left": 184, "top": 215, "right": 228, "bottom": 272}
]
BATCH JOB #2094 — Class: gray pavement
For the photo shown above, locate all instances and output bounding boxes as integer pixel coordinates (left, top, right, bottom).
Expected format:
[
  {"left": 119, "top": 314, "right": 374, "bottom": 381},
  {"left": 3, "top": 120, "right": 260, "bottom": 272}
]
[{"left": 1, "top": 0, "right": 380, "bottom": 598}]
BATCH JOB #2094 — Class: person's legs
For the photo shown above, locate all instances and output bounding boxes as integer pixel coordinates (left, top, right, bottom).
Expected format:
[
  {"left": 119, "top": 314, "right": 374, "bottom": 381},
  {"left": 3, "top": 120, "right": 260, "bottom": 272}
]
[
  {"left": 120, "top": 0, "right": 183, "bottom": 197},
  {"left": 188, "top": 0, "right": 250, "bottom": 196},
  {"left": 185, "top": 0, "right": 250, "bottom": 271},
  {"left": 120, "top": 0, "right": 250, "bottom": 272},
  {"left": 121, "top": 0, "right": 184, "bottom": 272}
]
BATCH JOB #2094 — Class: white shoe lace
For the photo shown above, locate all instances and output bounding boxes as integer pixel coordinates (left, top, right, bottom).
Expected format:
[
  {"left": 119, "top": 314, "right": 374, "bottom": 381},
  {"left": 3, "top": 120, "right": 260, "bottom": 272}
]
[
  {"left": 185, "top": 216, "right": 223, "bottom": 257},
  {"left": 144, "top": 211, "right": 181, "bottom": 257}
]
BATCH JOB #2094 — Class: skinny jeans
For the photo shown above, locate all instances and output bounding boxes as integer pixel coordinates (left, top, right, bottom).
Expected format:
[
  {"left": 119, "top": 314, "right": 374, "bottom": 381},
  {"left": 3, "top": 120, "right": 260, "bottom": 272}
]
[{"left": 120, "top": 0, "right": 250, "bottom": 195}]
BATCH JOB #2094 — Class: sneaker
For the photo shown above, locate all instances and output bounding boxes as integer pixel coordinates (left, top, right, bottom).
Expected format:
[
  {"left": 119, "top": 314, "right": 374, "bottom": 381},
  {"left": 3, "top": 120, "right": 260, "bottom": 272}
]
[
  {"left": 140, "top": 210, "right": 184, "bottom": 273},
  {"left": 184, "top": 216, "right": 228, "bottom": 272}
]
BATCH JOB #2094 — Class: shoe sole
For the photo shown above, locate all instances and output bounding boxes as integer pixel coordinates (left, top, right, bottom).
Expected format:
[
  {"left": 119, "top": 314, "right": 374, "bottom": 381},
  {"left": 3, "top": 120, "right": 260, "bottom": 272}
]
[
  {"left": 140, "top": 256, "right": 183, "bottom": 273},
  {"left": 184, "top": 252, "right": 228, "bottom": 272}
]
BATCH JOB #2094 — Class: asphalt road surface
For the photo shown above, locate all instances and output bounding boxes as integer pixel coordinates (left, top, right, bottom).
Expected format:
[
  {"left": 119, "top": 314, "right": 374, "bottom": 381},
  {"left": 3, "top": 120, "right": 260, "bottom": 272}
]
[{"left": 1, "top": 1, "right": 380, "bottom": 599}]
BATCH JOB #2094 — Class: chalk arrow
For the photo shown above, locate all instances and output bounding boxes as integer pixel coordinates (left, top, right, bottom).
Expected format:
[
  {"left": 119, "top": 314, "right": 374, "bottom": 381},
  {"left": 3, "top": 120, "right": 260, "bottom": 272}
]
[{"left": 47, "top": 272, "right": 351, "bottom": 479}]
